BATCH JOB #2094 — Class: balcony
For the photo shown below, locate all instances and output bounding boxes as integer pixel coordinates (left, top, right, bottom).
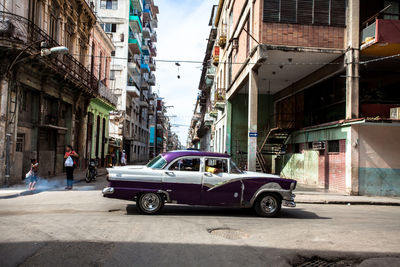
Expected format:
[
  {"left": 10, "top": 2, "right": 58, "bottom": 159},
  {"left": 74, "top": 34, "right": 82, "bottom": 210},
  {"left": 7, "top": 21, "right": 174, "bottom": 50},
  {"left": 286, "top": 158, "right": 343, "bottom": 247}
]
[
  {"left": 140, "top": 61, "right": 150, "bottom": 73},
  {"left": 209, "top": 110, "right": 218, "bottom": 118},
  {"left": 127, "top": 84, "right": 140, "bottom": 98},
  {"left": 150, "top": 45, "right": 157, "bottom": 57},
  {"left": 206, "top": 66, "right": 215, "bottom": 80},
  {"left": 99, "top": 81, "right": 118, "bottom": 107},
  {"left": 129, "top": 12, "right": 143, "bottom": 33},
  {"left": 130, "top": 0, "right": 143, "bottom": 12},
  {"left": 361, "top": 19, "right": 400, "bottom": 56},
  {"left": 140, "top": 74, "right": 149, "bottom": 89},
  {"left": 128, "top": 61, "right": 140, "bottom": 75},
  {"left": 128, "top": 33, "right": 142, "bottom": 55},
  {"left": 204, "top": 114, "right": 214, "bottom": 126},
  {"left": 142, "top": 41, "right": 150, "bottom": 56},
  {"left": 151, "top": 18, "right": 158, "bottom": 29},
  {"left": 143, "top": 25, "right": 151, "bottom": 39},
  {"left": 148, "top": 73, "right": 156, "bottom": 86},
  {"left": 143, "top": 4, "right": 152, "bottom": 23},
  {"left": 149, "top": 58, "right": 156, "bottom": 71},
  {"left": 0, "top": 12, "right": 98, "bottom": 96},
  {"left": 139, "top": 99, "right": 149, "bottom": 108},
  {"left": 150, "top": 31, "right": 157, "bottom": 42}
]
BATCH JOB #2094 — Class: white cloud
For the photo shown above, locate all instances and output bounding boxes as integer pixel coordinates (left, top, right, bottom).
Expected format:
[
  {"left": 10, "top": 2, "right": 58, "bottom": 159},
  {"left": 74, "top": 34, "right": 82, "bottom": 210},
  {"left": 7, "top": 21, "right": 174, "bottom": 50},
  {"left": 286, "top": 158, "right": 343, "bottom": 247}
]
[{"left": 156, "top": 0, "right": 216, "bottom": 146}]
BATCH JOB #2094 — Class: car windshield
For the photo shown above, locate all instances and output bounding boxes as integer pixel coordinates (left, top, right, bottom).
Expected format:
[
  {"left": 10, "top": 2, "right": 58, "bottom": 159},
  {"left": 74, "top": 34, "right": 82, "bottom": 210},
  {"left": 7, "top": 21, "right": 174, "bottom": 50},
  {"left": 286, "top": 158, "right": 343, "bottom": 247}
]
[
  {"left": 230, "top": 159, "right": 243, "bottom": 174},
  {"left": 146, "top": 155, "right": 167, "bottom": 169}
]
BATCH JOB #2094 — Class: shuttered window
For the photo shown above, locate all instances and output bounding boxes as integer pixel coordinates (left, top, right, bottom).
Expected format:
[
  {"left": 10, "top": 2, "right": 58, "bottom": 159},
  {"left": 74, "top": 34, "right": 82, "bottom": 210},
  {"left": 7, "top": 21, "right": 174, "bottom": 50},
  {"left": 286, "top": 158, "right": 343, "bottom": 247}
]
[
  {"left": 298, "top": 0, "right": 313, "bottom": 24},
  {"left": 263, "top": 0, "right": 346, "bottom": 26},
  {"left": 281, "top": 0, "right": 297, "bottom": 23},
  {"left": 264, "top": 0, "right": 280, "bottom": 22},
  {"left": 313, "top": 0, "right": 330, "bottom": 24}
]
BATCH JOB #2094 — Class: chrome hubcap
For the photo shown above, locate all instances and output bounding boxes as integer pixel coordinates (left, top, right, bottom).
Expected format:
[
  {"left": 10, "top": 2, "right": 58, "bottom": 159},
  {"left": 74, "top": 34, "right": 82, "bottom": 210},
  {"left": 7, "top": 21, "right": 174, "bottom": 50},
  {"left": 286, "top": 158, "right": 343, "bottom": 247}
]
[
  {"left": 141, "top": 193, "right": 160, "bottom": 212},
  {"left": 260, "top": 196, "right": 277, "bottom": 214}
]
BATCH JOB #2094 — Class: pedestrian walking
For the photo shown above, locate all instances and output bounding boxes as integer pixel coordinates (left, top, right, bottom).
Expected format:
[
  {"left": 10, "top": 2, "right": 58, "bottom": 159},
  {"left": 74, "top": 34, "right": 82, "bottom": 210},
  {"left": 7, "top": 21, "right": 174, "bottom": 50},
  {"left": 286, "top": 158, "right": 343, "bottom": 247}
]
[
  {"left": 121, "top": 150, "right": 127, "bottom": 166},
  {"left": 26, "top": 159, "right": 39, "bottom": 191},
  {"left": 64, "top": 145, "right": 79, "bottom": 190}
]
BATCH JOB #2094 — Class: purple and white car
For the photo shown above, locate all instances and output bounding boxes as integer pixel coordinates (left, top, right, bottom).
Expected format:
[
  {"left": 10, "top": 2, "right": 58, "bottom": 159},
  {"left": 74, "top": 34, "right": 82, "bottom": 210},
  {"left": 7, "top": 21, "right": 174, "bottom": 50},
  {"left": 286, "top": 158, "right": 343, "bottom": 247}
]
[{"left": 102, "top": 150, "right": 296, "bottom": 217}]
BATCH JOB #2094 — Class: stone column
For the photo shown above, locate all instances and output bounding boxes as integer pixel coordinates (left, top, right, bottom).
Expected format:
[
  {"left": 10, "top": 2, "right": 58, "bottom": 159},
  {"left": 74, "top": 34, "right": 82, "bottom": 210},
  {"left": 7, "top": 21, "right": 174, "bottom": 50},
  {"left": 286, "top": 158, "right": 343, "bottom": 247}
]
[
  {"left": 345, "top": 0, "right": 360, "bottom": 119},
  {"left": 0, "top": 78, "right": 9, "bottom": 185},
  {"left": 247, "top": 69, "right": 258, "bottom": 171}
]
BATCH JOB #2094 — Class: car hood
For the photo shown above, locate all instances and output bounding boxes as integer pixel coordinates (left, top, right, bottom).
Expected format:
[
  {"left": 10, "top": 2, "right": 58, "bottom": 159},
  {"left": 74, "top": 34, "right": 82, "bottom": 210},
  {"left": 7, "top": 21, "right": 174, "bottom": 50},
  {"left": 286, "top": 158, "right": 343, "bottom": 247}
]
[
  {"left": 107, "top": 165, "right": 147, "bottom": 172},
  {"left": 241, "top": 171, "right": 281, "bottom": 179}
]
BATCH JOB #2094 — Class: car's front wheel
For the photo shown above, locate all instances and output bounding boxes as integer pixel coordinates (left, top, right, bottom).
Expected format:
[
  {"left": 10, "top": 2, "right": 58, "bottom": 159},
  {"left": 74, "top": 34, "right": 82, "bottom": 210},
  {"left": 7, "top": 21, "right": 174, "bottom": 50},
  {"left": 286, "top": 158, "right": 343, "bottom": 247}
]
[
  {"left": 137, "top": 193, "right": 164, "bottom": 215},
  {"left": 254, "top": 193, "right": 281, "bottom": 217}
]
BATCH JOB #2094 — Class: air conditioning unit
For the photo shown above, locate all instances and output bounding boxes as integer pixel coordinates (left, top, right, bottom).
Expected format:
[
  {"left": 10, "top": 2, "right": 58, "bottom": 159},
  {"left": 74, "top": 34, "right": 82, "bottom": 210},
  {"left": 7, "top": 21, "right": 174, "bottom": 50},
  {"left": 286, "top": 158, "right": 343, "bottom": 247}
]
[
  {"left": 390, "top": 107, "right": 400, "bottom": 119},
  {"left": 312, "top": 141, "right": 325, "bottom": 150}
]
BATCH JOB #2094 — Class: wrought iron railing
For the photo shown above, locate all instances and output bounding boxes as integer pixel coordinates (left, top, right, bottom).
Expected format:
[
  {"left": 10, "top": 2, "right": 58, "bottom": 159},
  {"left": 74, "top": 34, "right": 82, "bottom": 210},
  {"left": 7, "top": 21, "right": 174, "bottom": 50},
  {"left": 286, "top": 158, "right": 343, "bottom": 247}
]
[
  {"left": 98, "top": 81, "right": 118, "bottom": 107},
  {"left": 0, "top": 11, "right": 98, "bottom": 96}
]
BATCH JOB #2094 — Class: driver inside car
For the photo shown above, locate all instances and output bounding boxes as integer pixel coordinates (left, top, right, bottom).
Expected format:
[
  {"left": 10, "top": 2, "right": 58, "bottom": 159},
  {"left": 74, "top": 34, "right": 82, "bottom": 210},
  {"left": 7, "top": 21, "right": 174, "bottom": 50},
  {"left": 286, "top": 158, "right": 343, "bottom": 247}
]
[{"left": 205, "top": 160, "right": 222, "bottom": 174}]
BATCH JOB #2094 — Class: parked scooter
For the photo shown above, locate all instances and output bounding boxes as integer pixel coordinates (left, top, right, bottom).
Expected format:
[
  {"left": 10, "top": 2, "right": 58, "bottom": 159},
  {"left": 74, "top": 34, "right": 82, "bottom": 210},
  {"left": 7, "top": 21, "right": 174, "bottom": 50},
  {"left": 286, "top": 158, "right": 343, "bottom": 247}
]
[{"left": 86, "top": 158, "right": 98, "bottom": 183}]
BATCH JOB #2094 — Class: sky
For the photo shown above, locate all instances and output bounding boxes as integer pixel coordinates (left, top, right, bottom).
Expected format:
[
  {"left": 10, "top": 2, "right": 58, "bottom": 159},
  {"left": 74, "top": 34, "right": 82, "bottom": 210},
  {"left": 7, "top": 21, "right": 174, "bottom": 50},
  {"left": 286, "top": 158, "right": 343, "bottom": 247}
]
[{"left": 156, "top": 0, "right": 216, "bottom": 146}]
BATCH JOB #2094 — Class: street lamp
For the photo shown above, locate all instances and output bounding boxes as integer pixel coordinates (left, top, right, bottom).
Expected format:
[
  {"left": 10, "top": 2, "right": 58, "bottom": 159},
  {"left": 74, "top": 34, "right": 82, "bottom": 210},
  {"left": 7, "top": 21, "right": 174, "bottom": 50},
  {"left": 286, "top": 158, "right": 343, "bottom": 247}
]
[{"left": 40, "top": 46, "right": 69, "bottom": 56}]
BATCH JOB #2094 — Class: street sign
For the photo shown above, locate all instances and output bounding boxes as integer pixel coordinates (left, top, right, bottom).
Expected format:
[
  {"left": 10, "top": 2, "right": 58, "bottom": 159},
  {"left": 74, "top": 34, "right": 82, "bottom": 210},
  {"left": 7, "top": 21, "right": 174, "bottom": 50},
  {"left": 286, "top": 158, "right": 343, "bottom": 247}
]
[{"left": 249, "top": 132, "right": 258, "bottom": 137}]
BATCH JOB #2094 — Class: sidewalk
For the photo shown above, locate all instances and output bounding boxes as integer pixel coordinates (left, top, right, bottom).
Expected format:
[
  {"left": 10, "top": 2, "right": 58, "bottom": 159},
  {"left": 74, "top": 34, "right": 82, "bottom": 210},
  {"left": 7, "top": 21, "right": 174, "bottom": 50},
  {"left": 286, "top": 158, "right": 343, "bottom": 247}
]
[
  {"left": 295, "top": 183, "right": 400, "bottom": 206},
  {"left": 0, "top": 168, "right": 108, "bottom": 199}
]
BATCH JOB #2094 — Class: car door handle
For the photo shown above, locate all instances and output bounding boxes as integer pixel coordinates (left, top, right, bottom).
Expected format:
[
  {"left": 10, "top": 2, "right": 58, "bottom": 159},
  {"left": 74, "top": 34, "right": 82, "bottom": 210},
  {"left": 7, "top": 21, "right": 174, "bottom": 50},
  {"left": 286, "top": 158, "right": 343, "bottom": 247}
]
[
  {"left": 204, "top": 172, "right": 213, "bottom": 177},
  {"left": 165, "top": 171, "right": 174, "bottom": 176}
]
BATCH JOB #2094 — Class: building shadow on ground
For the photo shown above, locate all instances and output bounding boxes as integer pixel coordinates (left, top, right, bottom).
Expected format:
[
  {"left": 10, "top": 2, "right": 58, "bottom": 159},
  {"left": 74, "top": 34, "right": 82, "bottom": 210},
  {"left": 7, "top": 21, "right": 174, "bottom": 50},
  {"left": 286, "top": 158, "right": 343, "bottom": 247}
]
[{"left": 1, "top": 240, "right": 399, "bottom": 267}]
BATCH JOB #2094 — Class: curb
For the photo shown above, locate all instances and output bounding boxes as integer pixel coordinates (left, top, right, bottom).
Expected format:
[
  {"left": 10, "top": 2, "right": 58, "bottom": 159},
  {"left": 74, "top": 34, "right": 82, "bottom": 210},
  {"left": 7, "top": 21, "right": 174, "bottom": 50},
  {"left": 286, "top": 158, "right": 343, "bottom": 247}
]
[{"left": 296, "top": 200, "right": 400, "bottom": 206}]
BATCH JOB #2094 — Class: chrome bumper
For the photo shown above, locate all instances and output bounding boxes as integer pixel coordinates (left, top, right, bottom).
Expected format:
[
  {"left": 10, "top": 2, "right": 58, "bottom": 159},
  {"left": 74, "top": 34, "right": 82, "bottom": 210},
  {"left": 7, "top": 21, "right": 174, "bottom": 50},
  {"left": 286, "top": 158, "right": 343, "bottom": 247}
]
[
  {"left": 283, "top": 193, "right": 296, "bottom": 207},
  {"left": 102, "top": 187, "right": 114, "bottom": 196}
]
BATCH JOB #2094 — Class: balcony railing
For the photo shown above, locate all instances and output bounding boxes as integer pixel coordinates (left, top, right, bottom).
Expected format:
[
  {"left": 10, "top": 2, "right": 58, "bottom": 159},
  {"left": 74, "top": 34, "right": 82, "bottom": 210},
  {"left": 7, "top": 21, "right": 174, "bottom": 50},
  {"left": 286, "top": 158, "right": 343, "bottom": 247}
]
[
  {"left": 0, "top": 11, "right": 98, "bottom": 96},
  {"left": 99, "top": 81, "right": 118, "bottom": 107}
]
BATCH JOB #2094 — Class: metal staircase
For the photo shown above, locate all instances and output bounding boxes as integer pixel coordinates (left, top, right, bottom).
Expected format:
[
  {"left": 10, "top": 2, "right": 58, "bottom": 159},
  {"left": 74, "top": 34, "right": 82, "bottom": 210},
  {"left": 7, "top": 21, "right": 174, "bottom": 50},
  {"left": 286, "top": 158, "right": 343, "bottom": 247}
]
[{"left": 256, "top": 122, "right": 294, "bottom": 173}]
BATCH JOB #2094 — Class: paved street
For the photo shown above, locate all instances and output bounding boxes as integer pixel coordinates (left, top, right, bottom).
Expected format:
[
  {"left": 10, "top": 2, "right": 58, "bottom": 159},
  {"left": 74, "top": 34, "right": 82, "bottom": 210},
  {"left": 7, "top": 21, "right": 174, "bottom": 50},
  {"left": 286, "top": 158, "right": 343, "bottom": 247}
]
[{"left": 1, "top": 177, "right": 400, "bottom": 267}]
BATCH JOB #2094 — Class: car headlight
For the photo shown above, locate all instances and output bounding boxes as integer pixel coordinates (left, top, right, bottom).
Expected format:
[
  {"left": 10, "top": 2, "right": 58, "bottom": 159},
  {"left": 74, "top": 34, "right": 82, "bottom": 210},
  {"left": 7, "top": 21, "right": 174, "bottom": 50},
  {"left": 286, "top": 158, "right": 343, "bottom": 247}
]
[{"left": 290, "top": 182, "right": 296, "bottom": 190}]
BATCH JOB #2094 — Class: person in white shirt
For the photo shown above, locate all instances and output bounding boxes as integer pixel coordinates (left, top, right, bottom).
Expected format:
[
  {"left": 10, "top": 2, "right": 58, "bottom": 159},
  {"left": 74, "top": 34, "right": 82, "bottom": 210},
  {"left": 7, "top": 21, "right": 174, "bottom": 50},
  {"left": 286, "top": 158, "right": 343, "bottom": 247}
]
[{"left": 121, "top": 150, "right": 127, "bottom": 166}]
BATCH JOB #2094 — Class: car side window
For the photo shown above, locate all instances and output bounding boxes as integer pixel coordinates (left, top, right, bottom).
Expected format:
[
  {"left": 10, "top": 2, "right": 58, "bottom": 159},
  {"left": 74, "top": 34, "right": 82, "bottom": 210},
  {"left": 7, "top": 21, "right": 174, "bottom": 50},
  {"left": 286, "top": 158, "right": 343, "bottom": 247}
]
[
  {"left": 168, "top": 157, "right": 200, "bottom": 172},
  {"left": 205, "top": 158, "right": 228, "bottom": 174}
]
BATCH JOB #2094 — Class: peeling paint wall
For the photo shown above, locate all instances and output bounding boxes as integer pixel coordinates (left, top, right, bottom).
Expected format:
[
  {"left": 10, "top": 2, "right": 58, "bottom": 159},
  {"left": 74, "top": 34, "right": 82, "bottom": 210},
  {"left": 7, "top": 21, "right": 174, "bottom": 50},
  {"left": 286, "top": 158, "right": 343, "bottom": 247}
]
[{"left": 358, "top": 124, "right": 400, "bottom": 196}]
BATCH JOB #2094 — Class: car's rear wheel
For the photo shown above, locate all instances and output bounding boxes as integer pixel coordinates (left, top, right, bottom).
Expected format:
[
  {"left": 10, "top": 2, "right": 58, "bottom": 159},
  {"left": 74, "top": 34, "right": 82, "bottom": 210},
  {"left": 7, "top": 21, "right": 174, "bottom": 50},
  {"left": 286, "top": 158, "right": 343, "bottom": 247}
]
[
  {"left": 137, "top": 193, "right": 164, "bottom": 214},
  {"left": 254, "top": 193, "right": 281, "bottom": 217}
]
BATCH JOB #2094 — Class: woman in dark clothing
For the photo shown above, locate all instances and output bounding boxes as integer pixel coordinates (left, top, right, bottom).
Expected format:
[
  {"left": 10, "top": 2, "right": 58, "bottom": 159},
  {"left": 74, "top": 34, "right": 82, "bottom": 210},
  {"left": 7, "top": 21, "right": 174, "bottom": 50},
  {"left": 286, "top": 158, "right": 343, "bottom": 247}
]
[{"left": 64, "top": 145, "right": 79, "bottom": 190}]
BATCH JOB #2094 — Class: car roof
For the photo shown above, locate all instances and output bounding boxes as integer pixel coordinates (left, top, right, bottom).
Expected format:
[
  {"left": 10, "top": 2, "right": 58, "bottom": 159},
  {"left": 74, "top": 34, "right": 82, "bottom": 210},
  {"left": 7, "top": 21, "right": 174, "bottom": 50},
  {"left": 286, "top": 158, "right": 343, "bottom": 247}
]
[{"left": 162, "top": 150, "right": 230, "bottom": 163}]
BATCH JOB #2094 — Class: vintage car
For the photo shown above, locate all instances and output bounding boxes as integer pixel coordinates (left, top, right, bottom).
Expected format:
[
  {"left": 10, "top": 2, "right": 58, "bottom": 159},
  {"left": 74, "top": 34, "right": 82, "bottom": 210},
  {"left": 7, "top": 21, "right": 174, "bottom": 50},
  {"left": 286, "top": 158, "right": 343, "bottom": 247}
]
[{"left": 103, "top": 150, "right": 296, "bottom": 217}]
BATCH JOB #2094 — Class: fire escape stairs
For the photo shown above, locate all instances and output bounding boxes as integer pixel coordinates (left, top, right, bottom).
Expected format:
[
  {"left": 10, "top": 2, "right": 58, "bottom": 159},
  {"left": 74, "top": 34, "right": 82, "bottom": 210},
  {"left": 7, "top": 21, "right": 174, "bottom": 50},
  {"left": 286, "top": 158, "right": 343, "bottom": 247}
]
[{"left": 256, "top": 122, "right": 294, "bottom": 173}]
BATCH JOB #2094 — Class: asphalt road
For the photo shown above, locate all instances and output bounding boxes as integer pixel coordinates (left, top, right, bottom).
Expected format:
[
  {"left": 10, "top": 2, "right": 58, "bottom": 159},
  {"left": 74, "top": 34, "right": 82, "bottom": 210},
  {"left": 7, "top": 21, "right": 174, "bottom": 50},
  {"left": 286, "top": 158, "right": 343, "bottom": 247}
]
[{"left": 1, "top": 179, "right": 400, "bottom": 267}]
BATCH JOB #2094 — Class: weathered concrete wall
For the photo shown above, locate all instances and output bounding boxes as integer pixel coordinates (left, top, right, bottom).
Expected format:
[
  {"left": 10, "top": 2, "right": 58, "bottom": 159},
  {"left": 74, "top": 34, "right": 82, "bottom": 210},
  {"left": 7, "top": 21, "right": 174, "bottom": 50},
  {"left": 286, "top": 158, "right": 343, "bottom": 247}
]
[
  {"left": 358, "top": 124, "right": 400, "bottom": 196},
  {"left": 279, "top": 126, "right": 350, "bottom": 192}
]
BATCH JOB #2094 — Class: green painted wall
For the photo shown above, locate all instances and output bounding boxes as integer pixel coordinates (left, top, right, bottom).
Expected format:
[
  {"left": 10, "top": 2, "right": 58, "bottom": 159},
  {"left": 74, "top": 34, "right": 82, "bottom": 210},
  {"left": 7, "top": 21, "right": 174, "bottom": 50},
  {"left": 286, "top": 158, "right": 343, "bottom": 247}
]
[
  {"left": 359, "top": 167, "right": 400, "bottom": 196},
  {"left": 88, "top": 98, "right": 114, "bottom": 159},
  {"left": 279, "top": 126, "right": 350, "bottom": 185},
  {"left": 230, "top": 94, "right": 248, "bottom": 164}
]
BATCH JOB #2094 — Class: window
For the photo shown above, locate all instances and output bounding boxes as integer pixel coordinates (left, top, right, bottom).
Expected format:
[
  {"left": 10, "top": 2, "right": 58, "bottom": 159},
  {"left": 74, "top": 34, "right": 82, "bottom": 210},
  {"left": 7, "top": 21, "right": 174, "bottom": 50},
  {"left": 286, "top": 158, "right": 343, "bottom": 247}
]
[
  {"left": 111, "top": 50, "right": 115, "bottom": 56},
  {"left": 16, "top": 133, "right": 25, "bottom": 152},
  {"left": 110, "top": 70, "right": 116, "bottom": 80},
  {"left": 100, "top": 0, "right": 118, "bottom": 10},
  {"left": 228, "top": 54, "right": 232, "bottom": 86},
  {"left": 328, "top": 140, "right": 340, "bottom": 153},
  {"left": 230, "top": 159, "right": 243, "bottom": 174},
  {"left": 101, "top": 23, "right": 117, "bottom": 33},
  {"left": 263, "top": 0, "right": 346, "bottom": 26},
  {"left": 205, "top": 158, "right": 228, "bottom": 174},
  {"left": 169, "top": 157, "right": 201, "bottom": 172},
  {"left": 147, "top": 155, "right": 167, "bottom": 169}
]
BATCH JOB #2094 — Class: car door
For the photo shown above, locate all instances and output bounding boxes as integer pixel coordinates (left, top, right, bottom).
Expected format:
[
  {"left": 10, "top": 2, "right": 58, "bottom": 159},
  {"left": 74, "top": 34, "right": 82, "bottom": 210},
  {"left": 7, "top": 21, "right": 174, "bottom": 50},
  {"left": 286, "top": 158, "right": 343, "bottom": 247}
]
[
  {"left": 201, "top": 157, "right": 243, "bottom": 206},
  {"left": 162, "top": 157, "right": 202, "bottom": 205}
]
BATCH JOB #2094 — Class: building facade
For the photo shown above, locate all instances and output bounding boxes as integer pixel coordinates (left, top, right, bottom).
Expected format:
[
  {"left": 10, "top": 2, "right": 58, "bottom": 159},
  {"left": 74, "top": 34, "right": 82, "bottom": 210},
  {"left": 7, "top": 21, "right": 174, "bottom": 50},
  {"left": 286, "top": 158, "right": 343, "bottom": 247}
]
[
  {"left": 0, "top": 0, "right": 118, "bottom": 184},
  {"left": 190, "top": 0, "right": 400, "bottom": 196},
  {"left": 96, "top": 0, "right": 158, "bottom": 164}
]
